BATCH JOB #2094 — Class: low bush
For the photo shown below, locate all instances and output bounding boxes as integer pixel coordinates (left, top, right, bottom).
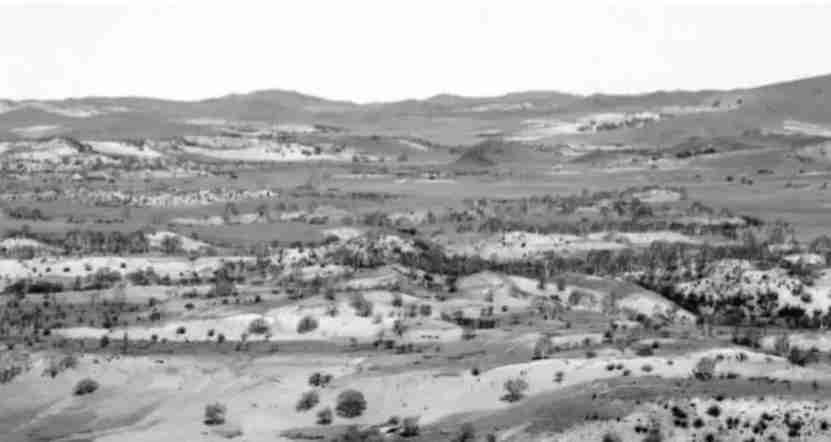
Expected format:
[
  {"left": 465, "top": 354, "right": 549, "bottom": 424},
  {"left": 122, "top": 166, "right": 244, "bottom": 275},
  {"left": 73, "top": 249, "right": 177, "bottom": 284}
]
[
  {"left": 204, "top": 402, "right": 227, "bottom": 425},
  {"left": 248, "top": 317, "right": 270, "bottom": 335},
  {"left": 43, "top": 354, "right": 79, "bottom": 378},
  {"left": 692, "top": 357, "right": 716, "bottom": 381},
  {"left": 454, "top": 423, "right": 476, "bottom": 442},
  {"left": 296, "top": 390, "right": 320, "bottom": 412},
  {"left": 332, "top": 426, "right": 383, "bottom": 442},
  {"left": 316, "top": 407, "right": 333, "bottom": 425},
  {"left": 602, "top": 432, "right": 623, "bottom": 442},
  {"left": 788, "top": 346, "right": 820, "bottom": 366},
  {"left": 636, "top": 346, "right": 654, "bottom": 356},
  {"left": 297, "top": 316, "right": 319, "bottom": 334},
  {"left": 309, "top": 371, "right": 333, "bottom": 387},
  {"left": 350, "top": 293, "right": 374, "bottom": 317},
  {"left": 400, "top": 416, "right": 420, "bottom": 437},
  {"left": 73, "top": 378, "right": 99, "bottom": 396}
]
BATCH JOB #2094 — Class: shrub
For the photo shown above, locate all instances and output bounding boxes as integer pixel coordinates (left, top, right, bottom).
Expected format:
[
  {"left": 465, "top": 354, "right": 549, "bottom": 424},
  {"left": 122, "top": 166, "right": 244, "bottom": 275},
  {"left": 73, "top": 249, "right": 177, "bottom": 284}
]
[
  {"left": 501, "top": 377, "right": 529, "bottom": 402},
  {"left": 297, "top": 315, "right": 319, "bottom": 334},
  {"left": 774, "top": 334, "right": 790, "bottom": 356},
  {"left": 73, "top": 378, "right": 99, "bottom": 396},
  {"left": 350, "top": 293, "right": 373, "bottom": 317},
  {"left": 641, "top": 364, "right": 653, "bottom": 373},
  {"left": 296, "top": 390, "right": 320, "bottom": 412},
  {"left": 332, "top": 426, "right": 383, "bottom": 442},
  {"left": 393, "top": 319, "right": 407, "bottom": 337},
  {"left": 788, "top": 346, "right": 820, "bottom": 366},
  {"left": 532, "top": 336, "right": 552, "bottom": 360},
  {"left": 316, "top": 407, "right": 333, "bottom": 425},
  {"left": 309, "top": 372, "right": 333, "bottom": 387},
  {"left": 176, "top": 326, "right": 186, "bottom": 335},
  {"left": 636, "top": 346, "right": 654, "bottom": 356},
  {"left": 324, "top": 287, "right": 336, "bottom": 301},
  {"left": 454, "top": 423, "right": 476, "bottom": 442},
  {"left": 732, "top": 328, "right": 763, "bottom": 348},
  {"left": 692, "top": 357, "right": 716, "bottom": 381},
  {"left": 419, "top": 304, "right": 432, "bottom": 317},
  {"left": 248, "top": 317, "right": 270, "bottom": 334},
  {"left": 43, "top": 354, "right": 79, "bottom": 378},
  {"left": 400, "top": 416, "right": 420, "bottom": 437},
  {"left": 0, "top": 364, "right": 24, "bottom": 384},
  {"left": 643, "top": 425, "right": 664, "bottom": 442},
  {"left": 602, "top": 432, "right": 623, "bottom": 442},
  {"left": 335, "top": 389, "right": 367, "bottom": 418},
  {"left": 204, "top": 402, "right": 227, "bottom": 425}
]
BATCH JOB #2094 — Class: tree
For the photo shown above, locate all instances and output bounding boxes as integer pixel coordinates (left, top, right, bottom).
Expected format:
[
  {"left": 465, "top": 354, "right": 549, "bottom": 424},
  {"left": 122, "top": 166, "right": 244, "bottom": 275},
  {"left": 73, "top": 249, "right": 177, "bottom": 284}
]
[
  {"left": 335, "top": 389, "right": 367, "bottom": 418},
  {"left": 161, "top": 234, "right": 183, "bottom": 255},
  {"left": 809, "top": 235, "right": 831, "bottom": 261},
  {"left": 692, "top": 357, "right": 716, "bottom": 381},
  {"left": 248, "top": 318, "right": 270, "bottom": 335},
  {"left": 501, "top": 378, "right": 528, "bottom": 402},
  {"left": 297, "top": 316, "right": 319, "bottom": 334},
  {"left": 350, "top": 293, "right": 373, "bottom": 317},
  {"left": 532, "top": 336, "right": 552, "bottom": 360},
  {"left": 204, "top": 402, "right": 227, "bottom": 425}
]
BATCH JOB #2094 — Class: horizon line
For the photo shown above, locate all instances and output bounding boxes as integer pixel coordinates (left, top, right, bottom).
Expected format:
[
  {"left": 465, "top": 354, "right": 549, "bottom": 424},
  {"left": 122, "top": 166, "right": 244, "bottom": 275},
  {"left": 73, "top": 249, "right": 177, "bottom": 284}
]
[{"left": 3, "top": 71, "right": 829, "bottom": 105}]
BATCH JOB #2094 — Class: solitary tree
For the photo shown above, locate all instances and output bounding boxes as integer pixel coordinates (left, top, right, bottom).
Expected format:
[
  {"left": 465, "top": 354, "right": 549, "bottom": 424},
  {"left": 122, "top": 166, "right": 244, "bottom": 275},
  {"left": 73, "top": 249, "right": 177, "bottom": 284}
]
[
  {"left": 335, "top": 389, "right": 367, "bottom": 418},
  {"left": 501, "top": 378, "right": 529, "bottom": 402}
]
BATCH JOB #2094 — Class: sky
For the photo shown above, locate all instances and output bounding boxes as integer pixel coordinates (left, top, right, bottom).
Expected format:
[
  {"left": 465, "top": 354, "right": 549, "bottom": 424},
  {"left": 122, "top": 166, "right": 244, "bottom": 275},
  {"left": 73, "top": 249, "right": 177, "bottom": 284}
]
[{"left": 2, "top": 0, "right": 831, "bottom": 102}]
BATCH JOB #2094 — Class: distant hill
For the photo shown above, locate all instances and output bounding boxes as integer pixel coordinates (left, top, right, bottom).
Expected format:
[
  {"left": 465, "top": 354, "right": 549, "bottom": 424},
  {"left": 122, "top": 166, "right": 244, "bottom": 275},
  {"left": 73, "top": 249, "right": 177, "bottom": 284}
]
[{"left": 3, "top": 73, "right": 831, "bottom": 144}]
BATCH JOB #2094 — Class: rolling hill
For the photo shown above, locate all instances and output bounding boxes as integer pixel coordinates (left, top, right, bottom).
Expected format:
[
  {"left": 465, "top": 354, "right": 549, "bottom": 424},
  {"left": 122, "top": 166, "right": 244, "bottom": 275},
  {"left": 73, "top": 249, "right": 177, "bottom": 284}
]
[{"left": 3, "top": 73, "right": 831, "bottom": 147}]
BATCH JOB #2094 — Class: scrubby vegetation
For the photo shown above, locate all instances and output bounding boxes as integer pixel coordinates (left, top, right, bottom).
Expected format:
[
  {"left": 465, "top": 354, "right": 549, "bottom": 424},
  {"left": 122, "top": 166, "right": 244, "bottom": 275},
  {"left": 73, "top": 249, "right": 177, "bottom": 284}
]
[
  {"left": 336, "top": 389, "right": 367, "bottom": 418},
  {"left": 73, "top": 378, "right": 99, "bottom": 396},
  {"left": 4, "top": 81, "right": 831, "bottom": 442},
  {"left": 501, "top": 378, "right": 529, "bottom": 402},
  {"left": 296, "top": 390, "right": 320, "bottom": 412},
  {"left": 204, "top": 402, "right": 227, "bottom": 425}
]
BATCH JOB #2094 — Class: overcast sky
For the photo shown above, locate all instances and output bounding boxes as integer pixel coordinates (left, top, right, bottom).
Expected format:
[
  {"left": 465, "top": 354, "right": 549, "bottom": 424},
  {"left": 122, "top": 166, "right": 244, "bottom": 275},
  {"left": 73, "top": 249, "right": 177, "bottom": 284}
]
[{"left": 2, "top": 0, "right": 831, "bottom": 102}]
